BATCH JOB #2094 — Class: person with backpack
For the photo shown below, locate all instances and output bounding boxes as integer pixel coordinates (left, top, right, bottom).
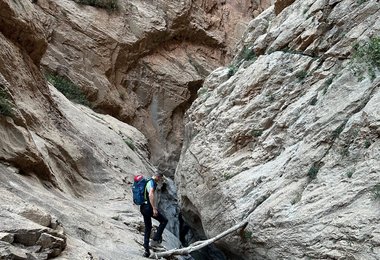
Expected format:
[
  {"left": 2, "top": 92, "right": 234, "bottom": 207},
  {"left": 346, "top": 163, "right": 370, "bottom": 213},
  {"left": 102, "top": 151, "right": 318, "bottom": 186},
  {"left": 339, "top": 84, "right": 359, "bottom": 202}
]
[{"left": 136, "top": 172, "right": 168, "bottom": 257}]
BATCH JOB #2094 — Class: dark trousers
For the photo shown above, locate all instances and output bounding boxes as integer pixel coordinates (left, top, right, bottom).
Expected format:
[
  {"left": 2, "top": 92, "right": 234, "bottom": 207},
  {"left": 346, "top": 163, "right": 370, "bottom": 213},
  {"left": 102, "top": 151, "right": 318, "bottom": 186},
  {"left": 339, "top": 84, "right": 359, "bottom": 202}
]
[{"left": 140, "top": 204, "right": 168, "bottom": 250}]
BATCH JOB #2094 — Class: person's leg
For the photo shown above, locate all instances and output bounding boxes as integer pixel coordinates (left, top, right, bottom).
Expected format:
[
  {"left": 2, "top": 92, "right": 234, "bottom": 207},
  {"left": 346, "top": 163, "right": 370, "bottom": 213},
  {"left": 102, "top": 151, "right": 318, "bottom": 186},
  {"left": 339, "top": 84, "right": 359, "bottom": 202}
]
[
  {"left": 152, "top": 211, "right": 168, "bottom": 242},
  {"left": 140, "top": 205, "right": 153, "bottom": 253}
]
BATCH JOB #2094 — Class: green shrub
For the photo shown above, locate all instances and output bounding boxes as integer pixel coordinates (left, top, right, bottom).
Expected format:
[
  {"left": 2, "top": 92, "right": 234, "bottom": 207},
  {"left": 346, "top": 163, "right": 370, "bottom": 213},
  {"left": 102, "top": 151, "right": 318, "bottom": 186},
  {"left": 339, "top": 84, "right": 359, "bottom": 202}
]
[
  {"left": 331, "top": 121, "right": 346, "bottom": 139},
  {"left": 242, "top": 230, "right": 253, "bottom": 240},
  {"left": 352, "top": 37, "right": 380, "bottom": 80},
  {"left": 364, "top": 139, "right": 372, "bottom": 148},
  {"left": 346, "top": 170, "right": 354, "bottom": 178},
  {"left": 296, "top": 70, "right": 308, "bottom": 81},
  {"left": 251, "top": 129, "right": 263, "bottom": 137},
  {"left": 357, "top": 0, "right": 369, "bottom": 5},
  {"left": 228, "top": 65, "right": 238, "bottom": 77},
  {"left": 46, "top": 74, "right": 90, "bottom": 106},
  {"left": 124, "top": 138, "right": 135, "bottom": 151},
  {"left": 323, "top": 77, "right": 333, "bottom": 94},
  {"left": 266, "top": 93, "right": 275, "bottom": 102},
  {"left": 372, "top": 184, "right": 380, "bottom": 200},
  {"left": 223, "top": 173, "right": 232, "bottom": 180},
  {"left": 353, "top": 37, "right": 380, "bottom": 68},
  {"left": 308, "top": 164, "right": 320, "bottom": 180},
  {"left": 0, "top": 85, "right": 13, "bottom": 117},
  {"left": 310, "top": 96, "right": 318, "bottom": 106},
  {"left": 240, "top": 47, "right": 256, "bottom": 62},
  {"left": 75, "top": 0, "right": 118, "bottom": 10},
  {"left": 227, "top": 46, "right": 256, "bottom": 78}
]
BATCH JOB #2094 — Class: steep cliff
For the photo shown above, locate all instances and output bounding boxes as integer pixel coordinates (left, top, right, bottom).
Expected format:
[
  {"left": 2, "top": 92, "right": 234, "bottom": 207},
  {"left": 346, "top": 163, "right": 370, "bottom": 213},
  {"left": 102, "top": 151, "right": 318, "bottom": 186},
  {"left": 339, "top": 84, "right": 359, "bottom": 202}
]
[
  {"left": 176, "top": 0, "right": 380, "bottom": 259},
  {"left": 38, "top": 0, "right": 269, "bottom": 176},
  {"left": 4, "top": 0, "right": 378, "bottom": 259},
  {"left": 0, "top": 0, "right": 271, "bottom": 259},
  {"left": 0, "top": 1, "right": 160, "bottom": 259}
]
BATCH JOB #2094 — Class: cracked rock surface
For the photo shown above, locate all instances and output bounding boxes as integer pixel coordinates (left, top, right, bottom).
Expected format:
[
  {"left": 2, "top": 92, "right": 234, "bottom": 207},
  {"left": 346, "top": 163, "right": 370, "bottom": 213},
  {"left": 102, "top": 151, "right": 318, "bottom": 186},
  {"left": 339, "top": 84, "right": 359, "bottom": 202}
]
[{"left": 176, "top": 0, "right": 380, "bottom": 259}]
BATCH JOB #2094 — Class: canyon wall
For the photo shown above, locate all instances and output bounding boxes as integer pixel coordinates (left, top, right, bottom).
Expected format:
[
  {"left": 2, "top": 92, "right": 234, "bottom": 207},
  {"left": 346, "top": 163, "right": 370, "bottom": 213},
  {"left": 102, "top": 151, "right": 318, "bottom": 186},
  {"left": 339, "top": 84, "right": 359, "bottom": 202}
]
[
  {"left": 3, "top": 0, "right": 377, "bottom": 259},
  {"left": 0, "top": 0, "right": 270, "bottom": 259},
  {"left": 176, "top": 0, "right": 380, "bottom": 259},
  {"left": 0, "top": 1, "right": 160, "bottom": 259},
  {"left": 38, "top": 0, "right": 268, "bottom": 176}
]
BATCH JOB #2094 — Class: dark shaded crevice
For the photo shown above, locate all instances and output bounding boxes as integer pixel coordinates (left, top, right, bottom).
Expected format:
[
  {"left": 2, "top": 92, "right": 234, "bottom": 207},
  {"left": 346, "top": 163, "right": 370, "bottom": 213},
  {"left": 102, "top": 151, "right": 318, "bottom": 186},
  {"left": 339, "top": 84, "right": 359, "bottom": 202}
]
[
  {"left": 187, "top": 80, "right": 204, "bottom": 108},
  {"left": 0, "top": 156, "right": 56, "bottom": 186},
  {"left": 274, "top": 0, "right": 296, "bottom": 16},
  {"left": 0, "top": 2, "right": 47, "bottom": 64},
  {"left": 180, "top": 196, "right": 205, "bottom": 239},
  {"left": 178, "top": 208, "right": 229, "bottom": 260},
  {"left": 178, "top": 212, "right": 191, "bottom": 245},
  {"left": 191, "top": 244, "right": 228, "bottom": 260},
  {"left": 155, "top": 79, "right": 203, "bottom": 176},
  {"left": 215, "top": 244, "right": 245, "bottom": 260}
]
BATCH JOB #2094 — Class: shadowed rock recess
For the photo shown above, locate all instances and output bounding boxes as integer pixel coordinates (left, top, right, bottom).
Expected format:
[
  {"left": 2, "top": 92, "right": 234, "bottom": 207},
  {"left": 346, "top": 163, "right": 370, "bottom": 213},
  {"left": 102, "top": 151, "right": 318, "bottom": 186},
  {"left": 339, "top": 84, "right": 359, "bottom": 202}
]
[{"left": 0, "top": 0, "right": 379, "bottom": 259}]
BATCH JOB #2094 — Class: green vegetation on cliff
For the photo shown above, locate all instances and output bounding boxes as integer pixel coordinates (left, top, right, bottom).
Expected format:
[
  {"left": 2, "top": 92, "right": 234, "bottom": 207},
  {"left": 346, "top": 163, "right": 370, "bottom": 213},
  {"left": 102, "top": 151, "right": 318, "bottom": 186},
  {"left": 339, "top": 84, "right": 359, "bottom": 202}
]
[
  {"left": 74, "top": 0, "right": 118, "bottom": 10},
  {"left": 46, "top": 74, "right": 91, "bottom": 107},
  {"left": 0, "top": 85, "right": 13, "bottom": 117},
  {"left": 352, "top": 36, "right": 380, "bottom": 80}
]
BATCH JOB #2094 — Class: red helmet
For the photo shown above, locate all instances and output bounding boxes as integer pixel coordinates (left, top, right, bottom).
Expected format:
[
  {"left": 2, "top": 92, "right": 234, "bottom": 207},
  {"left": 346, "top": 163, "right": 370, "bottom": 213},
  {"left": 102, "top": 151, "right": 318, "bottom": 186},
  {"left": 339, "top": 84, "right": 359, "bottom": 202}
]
[{"left": 134, "top": 175, "right": 143, "bottom": 182}]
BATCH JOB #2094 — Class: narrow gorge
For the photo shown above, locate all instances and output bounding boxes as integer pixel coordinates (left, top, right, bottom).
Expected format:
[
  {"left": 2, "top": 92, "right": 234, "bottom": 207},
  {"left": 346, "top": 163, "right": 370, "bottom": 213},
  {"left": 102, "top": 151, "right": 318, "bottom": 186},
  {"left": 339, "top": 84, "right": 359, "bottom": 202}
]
[{"left": 0, "top": 0, "right": 379, "bottom": 259}]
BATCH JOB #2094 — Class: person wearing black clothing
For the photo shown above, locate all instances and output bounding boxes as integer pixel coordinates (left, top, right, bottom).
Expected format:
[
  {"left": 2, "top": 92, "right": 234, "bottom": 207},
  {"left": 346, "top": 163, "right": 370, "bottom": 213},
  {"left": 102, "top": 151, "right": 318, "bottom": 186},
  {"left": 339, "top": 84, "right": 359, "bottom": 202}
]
[{"left": 140, "top": 173, "right": 168, "bottom": 257}]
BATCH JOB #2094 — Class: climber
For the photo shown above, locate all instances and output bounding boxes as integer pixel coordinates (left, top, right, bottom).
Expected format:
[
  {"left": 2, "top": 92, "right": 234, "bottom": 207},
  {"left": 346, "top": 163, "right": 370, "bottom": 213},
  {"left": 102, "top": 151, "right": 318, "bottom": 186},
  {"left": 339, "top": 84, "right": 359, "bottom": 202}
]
[{"left": 140, "top": 172, "right": 168, "bottom": 258}]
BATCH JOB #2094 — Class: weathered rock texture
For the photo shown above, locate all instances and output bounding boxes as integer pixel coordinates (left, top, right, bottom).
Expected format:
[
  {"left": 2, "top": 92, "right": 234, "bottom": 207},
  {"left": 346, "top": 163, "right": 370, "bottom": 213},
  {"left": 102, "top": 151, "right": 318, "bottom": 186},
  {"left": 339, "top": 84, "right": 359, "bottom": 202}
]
[
  {"left": 38, "top": 0, "right": 270, "bottom": 176},
  {"left": 0, "top": 1, "right": 181, "bottom": 259},
  {"left": 176, "top": 0, "right": 380, "bottom": 259},
  {"left": 0, "top": 0, "right": 276, "bottom": 258}
]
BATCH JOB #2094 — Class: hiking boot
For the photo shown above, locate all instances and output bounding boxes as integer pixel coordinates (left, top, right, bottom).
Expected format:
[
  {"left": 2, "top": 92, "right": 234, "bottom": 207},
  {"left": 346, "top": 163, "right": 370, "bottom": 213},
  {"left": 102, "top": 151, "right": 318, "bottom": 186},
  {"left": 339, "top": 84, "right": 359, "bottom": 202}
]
[
  {"left": 143, "top": 249, "right": 150, "bottom": 258},
  {"left": 150, "top": 239, "right": 160, "bottom": 247}
]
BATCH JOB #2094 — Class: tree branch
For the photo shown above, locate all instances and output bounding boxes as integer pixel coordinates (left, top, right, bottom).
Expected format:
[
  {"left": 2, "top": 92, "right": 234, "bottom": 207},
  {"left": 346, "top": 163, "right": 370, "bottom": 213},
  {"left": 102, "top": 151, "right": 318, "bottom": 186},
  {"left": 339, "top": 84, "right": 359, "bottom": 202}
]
[{"left": 150, "top": 220, "right": 248, "bottom": 259}]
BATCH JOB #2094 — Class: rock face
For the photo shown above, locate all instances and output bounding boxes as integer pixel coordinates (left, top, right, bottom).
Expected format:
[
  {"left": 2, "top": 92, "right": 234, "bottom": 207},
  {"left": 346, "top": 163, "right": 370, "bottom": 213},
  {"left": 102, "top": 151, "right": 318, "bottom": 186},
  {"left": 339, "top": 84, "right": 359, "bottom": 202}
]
[
  {"left": 5, "top": 0, "right": 379, "bottom": 259},
  {"left": 38, "top": 0, "right": 269, "bottom": 176},
  {"left": 0, "top": 209, "right": 66, "bottom": 259},
  {"left": 0, "top": 0, "right": 274, "bottom": 259},
  {"left": 0, "top": 1, "right": 178, "bottom": 259},
  {"left": 176, "top": 0, "right": 380, "bottom": 259}
]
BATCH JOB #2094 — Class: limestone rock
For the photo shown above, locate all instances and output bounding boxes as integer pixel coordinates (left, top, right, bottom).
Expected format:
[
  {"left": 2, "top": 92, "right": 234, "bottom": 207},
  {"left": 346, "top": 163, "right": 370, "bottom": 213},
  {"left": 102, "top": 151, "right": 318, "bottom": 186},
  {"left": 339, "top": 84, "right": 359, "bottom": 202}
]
[
  {"left": 176, "top": 0, "right": 380, "bottom": 259},
  {"left": 19, "top": 208, "right": 52, "bottom": 228},
  {"left": 0, "top": 210, "right": 67, "bottom": 259},
  {"left": 36, "top": 232, "right": 66, "bottom": 257},
  {"left": 0, "top": 0, "right": 50, "bottom": 64},
  {"left": 0, "top": 241, "right": 30, "bottom": 260},
  {"left": 0, "top": 1, "right": 181, "bottom": 259},
  {"left": 37, "top": 0, "right": 269, "bottom": 176},
  {"left": 0, "top": 233, "right": 14, "bottom": 244}
]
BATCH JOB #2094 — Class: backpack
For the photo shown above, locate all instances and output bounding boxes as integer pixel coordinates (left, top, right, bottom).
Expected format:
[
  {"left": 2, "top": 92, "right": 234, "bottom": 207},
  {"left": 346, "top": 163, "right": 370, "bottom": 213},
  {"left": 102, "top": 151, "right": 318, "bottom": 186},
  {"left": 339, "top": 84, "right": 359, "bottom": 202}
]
[{"left": 132, "top": 175, "right": 149, "bottom": 205}]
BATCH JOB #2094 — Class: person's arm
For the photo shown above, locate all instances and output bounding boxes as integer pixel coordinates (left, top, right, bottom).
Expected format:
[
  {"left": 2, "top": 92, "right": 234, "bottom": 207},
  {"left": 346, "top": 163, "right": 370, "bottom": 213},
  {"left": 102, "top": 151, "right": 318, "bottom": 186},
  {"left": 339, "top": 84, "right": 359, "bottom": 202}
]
[{"left": 148, "top": 182, "right": 158, "bottom": 216}]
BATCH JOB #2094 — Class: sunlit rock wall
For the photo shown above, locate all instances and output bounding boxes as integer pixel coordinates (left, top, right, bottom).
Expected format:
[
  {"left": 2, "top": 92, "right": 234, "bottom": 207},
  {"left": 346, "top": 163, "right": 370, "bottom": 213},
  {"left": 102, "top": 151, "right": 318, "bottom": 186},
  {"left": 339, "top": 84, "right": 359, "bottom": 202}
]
[{"left": 176, "top": 0, "right": 380, "bottom": 259}]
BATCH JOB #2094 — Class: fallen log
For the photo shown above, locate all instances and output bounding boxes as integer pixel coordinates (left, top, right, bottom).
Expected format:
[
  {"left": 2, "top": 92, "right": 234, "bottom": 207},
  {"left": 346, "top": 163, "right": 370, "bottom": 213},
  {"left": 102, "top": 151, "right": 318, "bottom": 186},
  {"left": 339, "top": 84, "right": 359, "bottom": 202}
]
[{"left": 150, "top": 220, "right": 249, "bottom": 259}]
